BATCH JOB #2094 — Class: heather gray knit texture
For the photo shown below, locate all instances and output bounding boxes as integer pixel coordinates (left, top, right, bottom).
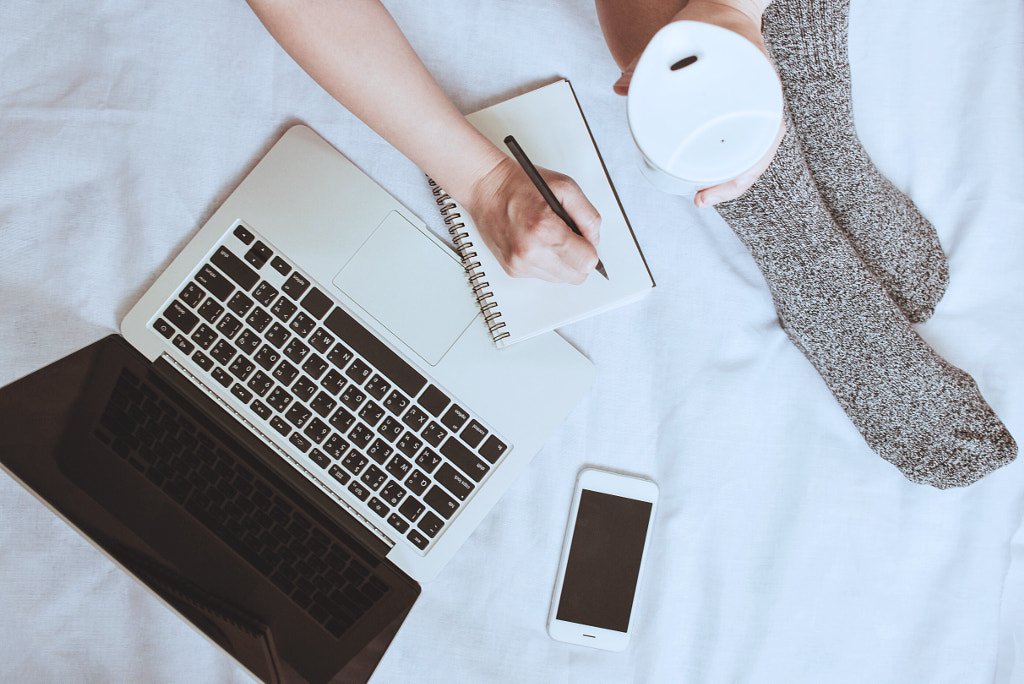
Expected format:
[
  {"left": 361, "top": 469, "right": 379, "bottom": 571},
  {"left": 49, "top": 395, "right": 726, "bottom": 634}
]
[
  {"left": 716, "top": 120, "right": 1016, "bottom": 488},
  {"left": 761, "top": 0, "right": 949, "bottom": 323}
]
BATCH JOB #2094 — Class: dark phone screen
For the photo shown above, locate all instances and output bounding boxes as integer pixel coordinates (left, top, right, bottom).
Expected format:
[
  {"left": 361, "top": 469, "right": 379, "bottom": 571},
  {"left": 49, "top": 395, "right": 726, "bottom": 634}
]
[{"left": 555, "top": 489, "right": 653, "bottom": 632}]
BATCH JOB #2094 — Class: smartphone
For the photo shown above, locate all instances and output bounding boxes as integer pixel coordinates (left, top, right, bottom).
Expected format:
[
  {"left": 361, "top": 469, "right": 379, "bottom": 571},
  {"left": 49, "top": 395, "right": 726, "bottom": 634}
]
[{"left": 547, "top": 467, "right": 659, "bottom": 651}]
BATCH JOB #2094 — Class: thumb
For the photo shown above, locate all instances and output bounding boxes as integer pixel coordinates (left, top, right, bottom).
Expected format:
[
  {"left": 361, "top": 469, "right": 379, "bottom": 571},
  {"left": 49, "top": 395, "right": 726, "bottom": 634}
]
[{"left": 613, "top": 56, "right": 639, "bottom": 96}]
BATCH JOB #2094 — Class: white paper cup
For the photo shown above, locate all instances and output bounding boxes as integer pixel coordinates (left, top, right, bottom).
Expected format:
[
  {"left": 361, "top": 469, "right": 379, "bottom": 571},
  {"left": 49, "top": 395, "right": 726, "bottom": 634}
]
[{"left": 628, "top": 21, "right": 784, "bottom": 196}]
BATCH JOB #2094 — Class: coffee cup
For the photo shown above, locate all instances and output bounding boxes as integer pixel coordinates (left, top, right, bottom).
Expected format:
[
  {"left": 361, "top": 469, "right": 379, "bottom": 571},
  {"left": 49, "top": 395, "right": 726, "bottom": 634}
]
[{"left": 627, "top": 21, "right": 784, "bottom": 196}]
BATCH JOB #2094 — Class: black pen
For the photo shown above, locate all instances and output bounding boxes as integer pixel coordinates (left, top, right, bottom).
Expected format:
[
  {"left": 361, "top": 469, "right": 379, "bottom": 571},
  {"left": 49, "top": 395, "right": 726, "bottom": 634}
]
[{"left": 503, "top": 135, "right": 608, "bottom": 280}]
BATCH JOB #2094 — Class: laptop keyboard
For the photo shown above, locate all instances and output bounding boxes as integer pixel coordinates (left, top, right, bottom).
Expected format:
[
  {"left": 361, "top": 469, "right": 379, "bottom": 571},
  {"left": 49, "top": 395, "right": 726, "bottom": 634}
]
[
  {"left": 149, "top": 222, "right": 509, "bottom": 554},
  {"left": 95, "top": 368, "right": 388, "bottom": 639}
]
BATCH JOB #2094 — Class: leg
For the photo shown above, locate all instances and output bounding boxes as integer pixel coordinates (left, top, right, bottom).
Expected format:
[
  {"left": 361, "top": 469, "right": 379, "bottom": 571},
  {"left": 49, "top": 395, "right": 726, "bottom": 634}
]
[
  {"left": 715, "top": 110, "right": 1015, "bottom": 488},
  {"left": 762, "top": 0, "right": 949, "bottom": 322}
]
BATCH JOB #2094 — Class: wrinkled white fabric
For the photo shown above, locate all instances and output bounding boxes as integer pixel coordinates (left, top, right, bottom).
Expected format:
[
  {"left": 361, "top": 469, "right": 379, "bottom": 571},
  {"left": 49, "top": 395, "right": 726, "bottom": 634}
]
[{"left": 1, "top": 0, "right": 1022, "bottom": 682}]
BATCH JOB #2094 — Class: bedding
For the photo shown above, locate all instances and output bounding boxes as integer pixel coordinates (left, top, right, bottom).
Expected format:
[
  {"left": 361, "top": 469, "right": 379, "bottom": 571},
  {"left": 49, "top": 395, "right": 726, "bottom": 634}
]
[{"left": 1, "top": 0, "right": 1022, "bottom": 681}]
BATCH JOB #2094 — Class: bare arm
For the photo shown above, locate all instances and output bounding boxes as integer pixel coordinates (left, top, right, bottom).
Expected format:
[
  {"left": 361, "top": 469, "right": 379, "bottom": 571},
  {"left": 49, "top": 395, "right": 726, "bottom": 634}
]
[{"left": 245, "top": 0, "right": 601, "bottom": 283}]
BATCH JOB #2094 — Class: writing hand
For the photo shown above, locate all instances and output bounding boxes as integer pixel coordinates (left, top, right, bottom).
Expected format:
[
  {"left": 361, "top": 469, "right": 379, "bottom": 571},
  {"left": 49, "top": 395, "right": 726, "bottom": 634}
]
[{"left": 465, "top": 156, "right": 602, "bottom": 284}]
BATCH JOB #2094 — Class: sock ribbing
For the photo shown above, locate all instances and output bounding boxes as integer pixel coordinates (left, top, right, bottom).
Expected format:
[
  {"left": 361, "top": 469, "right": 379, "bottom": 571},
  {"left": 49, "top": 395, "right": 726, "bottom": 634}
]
[{"left": 762, "top": 0, "right": 949, "bottom": 323}]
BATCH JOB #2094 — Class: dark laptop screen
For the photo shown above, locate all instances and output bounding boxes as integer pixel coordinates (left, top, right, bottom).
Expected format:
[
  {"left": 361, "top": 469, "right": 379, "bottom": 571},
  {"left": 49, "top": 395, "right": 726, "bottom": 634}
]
[{"left": 0, "top": 336, "right": 418, "bottom": 684}]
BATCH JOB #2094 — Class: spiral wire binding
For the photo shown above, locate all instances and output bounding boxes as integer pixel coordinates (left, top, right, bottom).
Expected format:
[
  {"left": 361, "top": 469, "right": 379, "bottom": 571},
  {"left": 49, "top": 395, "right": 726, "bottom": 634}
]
[{"left": 428, "top": 177, "right": 510, "bottom": 342}]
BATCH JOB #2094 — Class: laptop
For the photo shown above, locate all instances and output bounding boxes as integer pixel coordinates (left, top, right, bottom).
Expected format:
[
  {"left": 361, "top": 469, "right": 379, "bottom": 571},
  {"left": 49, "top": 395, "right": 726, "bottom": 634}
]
[{"left": 0, "top": 124, "right": 595, "bottom": 683}]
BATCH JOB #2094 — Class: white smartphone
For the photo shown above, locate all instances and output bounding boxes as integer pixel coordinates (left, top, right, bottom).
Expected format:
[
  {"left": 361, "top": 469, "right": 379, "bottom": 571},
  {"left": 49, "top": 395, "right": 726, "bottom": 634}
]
[{"left": 547, "top": 467, "right": 659, "bottom": 651}]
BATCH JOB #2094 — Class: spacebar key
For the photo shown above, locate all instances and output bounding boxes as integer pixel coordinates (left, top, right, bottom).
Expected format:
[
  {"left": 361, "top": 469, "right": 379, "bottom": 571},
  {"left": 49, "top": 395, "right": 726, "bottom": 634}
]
[{"left": 324, "top": 307, "right": 427, "bottom": 397}]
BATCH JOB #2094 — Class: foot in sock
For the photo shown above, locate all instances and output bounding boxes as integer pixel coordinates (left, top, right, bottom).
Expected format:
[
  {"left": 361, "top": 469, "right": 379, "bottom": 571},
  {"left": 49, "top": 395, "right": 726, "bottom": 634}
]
[
  {"left": 761, "top": 0, "right": 949, "bottom": 323},
  {"left": 716, "top": 120, "right": 1016, "bottom": 488}
]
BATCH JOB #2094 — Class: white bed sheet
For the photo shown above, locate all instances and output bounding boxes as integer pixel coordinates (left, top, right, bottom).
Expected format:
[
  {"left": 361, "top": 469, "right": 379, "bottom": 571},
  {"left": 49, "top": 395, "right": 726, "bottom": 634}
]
[{"left": 1, "top": 0, "right": 1022, "bottom": 682}]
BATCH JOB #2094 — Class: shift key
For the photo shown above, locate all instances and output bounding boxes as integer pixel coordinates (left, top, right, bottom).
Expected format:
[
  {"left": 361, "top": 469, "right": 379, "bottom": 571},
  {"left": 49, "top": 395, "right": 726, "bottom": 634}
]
[{"left": 440, "top": 436, "right": 489, "bottom": 482}]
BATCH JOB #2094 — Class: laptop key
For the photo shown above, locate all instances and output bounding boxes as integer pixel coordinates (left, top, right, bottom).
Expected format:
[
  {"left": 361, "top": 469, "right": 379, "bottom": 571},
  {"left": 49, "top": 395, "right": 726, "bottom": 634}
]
[
  {"left": 285, "top": 403, "right": 312, "bottom": 429},
  {"left": 173, "top": 333, "right": 195, "bottom": 355},
  {"left": 236, "top": 329, "right": 261, "bottom": 354},
  {"left": 308, "top": 448, "right": 330, "bottom": 469},
  {"left": 284, "top": 338, "right": 310, "bottom": 364},
  {"left": 197, "top": 298, "right": 225, "bottom": 323},
  {"left": 265, "top": 322, "right": 291, "bottom": 348},
  {"left": 341, "top": 451, "right": 368, "bottom": 476},
  {"left": 417, "top": 385, "right": 450, "bottom": 417},
  {"left": 179, "top": 282, "right": 204, "bottom": 308},
  {"left": 230, "top": 383, "right": 254, "bottom": 404},
  {"left": 195, "top": 264, "right": 234, "bottom": 301},
  {"left": 267, "top": 387, "right": 292, "bottom": 413},
  {"left": 190, "top": 324, "right": 217, "bottom": 350},
  {"left": 211, "top": 367, "right": 232, "bottom": 388},
  {"left": 244, "top": 241, "right": 273, "bottom": 269},
  {"left": 290, "top": 311, "right": 316, "bottom": 337},
  {"left": 289, "top": 432, "right": 311, "bottom": 453},
  {"left": 399, "top": 497, "right": 425, "bottom": 523},
  {"left": 407, "top": 529, "right": 429, "bottom": 550},
  {"left": 387, "top": 513, "right": 409, "bottom": 534},
  {"left": 253, "top": 344, "right": 280, "bottom": 371},
  {"left": 270, "top": 256, "right": 291, "bottom": 276},
  {"left": 192, "top": 350, "right": 214, "bottom": 372},
  {"left": 309, "top": 328, "right": 334, "bottom": 354},
  {"left": 271, "top": 296, "right": 298, "bottom": 322},
  {"left": 366, "top": 438, "right": 392, "bottom": 465},
  {"left": 421, "top": 421, "right": 447, "bottom": 447},
  {"left": 301, "top": 287, "right": 332, "bottom": 319},
  {"left": 365, "top": 374, "right": 390, "bottom": 400},
  {"left": 324, "top": 307, "right": 426, "bottom": 397},
  {"left": 228, "top": 357, "right": 255, "bottom": 381},
  {"left": 328, "top": 464, "right": 351, "bottom": 486},
  {"left": 153, "top": 318, "right": 175, "bottom": 339},
  {"left": 441, "top": 404, "right": 469, "bottom": 432},
  {"left": 164, "top": 301, "right": 199, "bottom": 334},
  {"left": 460, "top": 420, "right": 487, "bottom": 448},
  {"left": 253, "top": 282, "right": 278, "bottom": 307},
  {"left": 211, "top": 246, "right": 259, "bottom": 291},
  {"left": 245, "top": 307, "right": 272, "bottom": 333},
  {"left": 415, "top": 448, "right": 442, "bottom": 474},
  {"left": 424, "top": 486, "right": 458, "bottom": 520},
  {"left": 282, "top": 272, "right": 310, "bottom": 299},
  {"left": 347, "top": 480, "right": 370, "bottom": 502},
  {"left": 227, "top": 292, "right": 253, "bottom": 317},
  {"left": 480, "top": 435, "right": 508, "bottom": 464},
  {"left": 232, "top": 224, "right": 254, "bottom": 245},
  {"left": 418, "top": 511, "right": 444, "bottom": 537},
  {"left": 368, "top": 498, "right": 388, "bottom": 518},
  {"left": 361, "top": 465, "right": 387, "bottom": 490},
  {"left": 440, "top": 436, "right": 489, "bottom": 482},
  {"left": 435, "top": 463, "right": 475, "bottom": 501},
  {"left": 405, "top": 470, "right": 430, "bottom": 496},
  {"left": 323, "top": 434, "right": 349, "bottom": 460}
]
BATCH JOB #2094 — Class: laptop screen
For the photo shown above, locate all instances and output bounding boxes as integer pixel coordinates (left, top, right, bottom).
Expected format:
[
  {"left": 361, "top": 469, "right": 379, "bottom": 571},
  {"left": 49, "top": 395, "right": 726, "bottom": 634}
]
[{"left": 0, "top": 336, "right": 419, "bottom": 684}]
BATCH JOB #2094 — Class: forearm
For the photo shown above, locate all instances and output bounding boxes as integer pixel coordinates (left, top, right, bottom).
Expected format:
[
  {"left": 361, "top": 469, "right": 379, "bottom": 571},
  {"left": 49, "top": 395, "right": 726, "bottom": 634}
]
[{"left": 245, "top": 0, "right": 505, "bottom": 204}]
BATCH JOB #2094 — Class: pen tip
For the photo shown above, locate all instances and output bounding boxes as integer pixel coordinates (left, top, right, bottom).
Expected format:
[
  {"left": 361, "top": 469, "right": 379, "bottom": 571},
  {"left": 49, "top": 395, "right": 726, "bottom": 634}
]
[{"left": 595, "top": 260, "right": 609, "bottom": 280}]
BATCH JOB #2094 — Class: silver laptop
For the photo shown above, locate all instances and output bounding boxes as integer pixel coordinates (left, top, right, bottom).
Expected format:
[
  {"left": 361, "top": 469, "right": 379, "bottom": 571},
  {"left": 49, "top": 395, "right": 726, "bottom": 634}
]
[{"left": 120, "top": 124, "right": 595, "bottom": 582}]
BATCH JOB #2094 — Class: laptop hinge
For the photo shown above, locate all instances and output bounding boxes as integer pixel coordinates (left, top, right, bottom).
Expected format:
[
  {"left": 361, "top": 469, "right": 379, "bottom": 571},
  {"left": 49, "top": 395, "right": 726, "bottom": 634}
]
[{"left": 152, "top": 353, "right": 395, "bottom": 557}]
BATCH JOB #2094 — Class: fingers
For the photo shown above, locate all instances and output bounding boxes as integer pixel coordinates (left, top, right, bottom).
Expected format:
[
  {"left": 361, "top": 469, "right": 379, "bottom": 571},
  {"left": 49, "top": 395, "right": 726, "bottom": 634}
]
[
  {"left": 467, "top": 157, "right": 602, "bottom": 285},
  {"left": 544, "top": 169, "right": 602, "bottom": 247},
  {"left": 694, "top": 118, "right": 786, "bottom": 207},
  {"left": 613, "top": 56, "right": 639, "bottom": 96}
]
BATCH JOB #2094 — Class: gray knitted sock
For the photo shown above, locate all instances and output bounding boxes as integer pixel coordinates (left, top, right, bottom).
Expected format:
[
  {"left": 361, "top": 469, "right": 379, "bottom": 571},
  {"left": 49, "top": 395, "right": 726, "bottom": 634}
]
[
  {"left": 716, "top": 121, "right": 1016, "bottom": 488},
  {"left": 761, "top": 0, "right": 949, "bottom": 323}
]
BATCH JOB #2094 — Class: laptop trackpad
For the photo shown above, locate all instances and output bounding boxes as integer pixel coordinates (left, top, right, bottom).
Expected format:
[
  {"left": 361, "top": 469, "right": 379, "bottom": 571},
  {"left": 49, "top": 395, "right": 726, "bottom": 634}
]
[{"left": 333, "top": 211, "right": 478, "bottom": 366}]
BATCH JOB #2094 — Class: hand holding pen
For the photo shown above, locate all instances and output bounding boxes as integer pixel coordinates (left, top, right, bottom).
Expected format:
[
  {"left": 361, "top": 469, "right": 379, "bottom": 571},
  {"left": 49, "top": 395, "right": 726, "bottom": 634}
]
[{"left": 504, "top": 135, "right": 609, "bottom": 280}]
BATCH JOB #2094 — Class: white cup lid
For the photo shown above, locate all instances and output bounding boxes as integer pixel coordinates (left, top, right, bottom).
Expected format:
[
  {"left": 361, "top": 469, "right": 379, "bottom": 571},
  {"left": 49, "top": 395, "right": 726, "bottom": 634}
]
[{"left": 628, "top": 21, "right": 783, "bottom": 186}]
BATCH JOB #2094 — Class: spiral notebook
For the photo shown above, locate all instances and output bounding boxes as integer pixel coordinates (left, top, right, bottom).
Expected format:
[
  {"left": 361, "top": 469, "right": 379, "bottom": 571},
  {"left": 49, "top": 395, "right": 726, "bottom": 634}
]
[{"left": 430, "top": 80, "right": 654, "bottom": 347}]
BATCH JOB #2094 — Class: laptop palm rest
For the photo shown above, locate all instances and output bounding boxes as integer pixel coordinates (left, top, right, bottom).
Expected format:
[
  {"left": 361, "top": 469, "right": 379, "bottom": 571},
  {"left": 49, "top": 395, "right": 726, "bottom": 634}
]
[{"left": 333, "top": 211, "right": 479, "bottom": 366}]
